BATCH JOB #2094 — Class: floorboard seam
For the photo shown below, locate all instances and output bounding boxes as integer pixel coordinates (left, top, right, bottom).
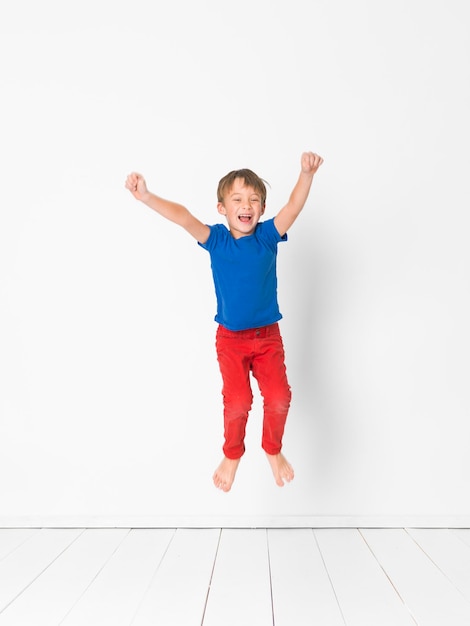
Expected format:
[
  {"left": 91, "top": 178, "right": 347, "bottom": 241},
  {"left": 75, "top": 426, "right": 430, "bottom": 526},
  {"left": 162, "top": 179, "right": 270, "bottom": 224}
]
[
  {"left": 199, "top": 528, "right": 222, "bottom": 626},
  {"left": 359, "top": 528, "right": 419, "bottom": 625},
  {"left": 0, "top": 528, "right": 85, "bottom": 616},
  {"left": 312, "top": 529, "right": 348, "bottom": 626}
]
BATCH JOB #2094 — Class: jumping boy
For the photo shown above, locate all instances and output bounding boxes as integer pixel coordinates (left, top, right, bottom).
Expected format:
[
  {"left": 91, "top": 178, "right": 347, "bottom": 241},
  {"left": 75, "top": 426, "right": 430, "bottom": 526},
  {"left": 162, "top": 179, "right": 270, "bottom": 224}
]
[{"left": 125, "top": 151, "right": 323, "bottom": 492}]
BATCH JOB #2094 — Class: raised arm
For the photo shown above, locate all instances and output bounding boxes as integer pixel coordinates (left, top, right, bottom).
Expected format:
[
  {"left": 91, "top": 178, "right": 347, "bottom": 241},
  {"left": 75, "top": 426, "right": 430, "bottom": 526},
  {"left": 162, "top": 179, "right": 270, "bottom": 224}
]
[
  {"left": 125, "top": 172, "right": 210, "bottom": 244},
  {"left": 274, "top": 152, "right": 324, "bottom": 237}
]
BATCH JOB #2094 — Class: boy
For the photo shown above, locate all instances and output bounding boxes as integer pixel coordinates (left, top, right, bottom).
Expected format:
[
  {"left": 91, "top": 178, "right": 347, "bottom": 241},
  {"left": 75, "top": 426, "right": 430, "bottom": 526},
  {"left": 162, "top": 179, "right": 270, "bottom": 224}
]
[{"left": 125, "top": 151, "right": 323, "bottom": 492}]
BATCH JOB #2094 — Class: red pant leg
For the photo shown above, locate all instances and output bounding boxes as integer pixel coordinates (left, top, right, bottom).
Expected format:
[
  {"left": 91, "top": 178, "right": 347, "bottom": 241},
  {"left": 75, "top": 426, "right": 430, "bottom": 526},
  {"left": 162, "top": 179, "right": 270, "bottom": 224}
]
[
  {"left": 216, "top": 326, "right": 253, "bottom": 459},
  {"left": 251, "top": 325, "right": 291, "bottom": 455}
]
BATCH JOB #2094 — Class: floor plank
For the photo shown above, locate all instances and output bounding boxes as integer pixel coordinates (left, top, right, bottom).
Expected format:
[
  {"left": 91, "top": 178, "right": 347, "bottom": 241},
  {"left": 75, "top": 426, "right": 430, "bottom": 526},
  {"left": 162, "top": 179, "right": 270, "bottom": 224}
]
[
  {"left": 408, "top": 528, "right": 470, "bottom": 603},
  {"left": 59, "top": 529, "right": 175, "bottom": 626},
  {"left": 202, "top": 529, "right": 273, "bottom": 626},
  {"left": 453, "top": 529, "right": 470, "bottom": 550},
  {"left": 362, "top": 528, "right": 470, "bottom": 626},
  {"left": 268, "top": 528, "right": 345, "bottom": 626},
  {"left": 0, "top": 529, "right": 129, "bottom": 625},
  {"left": 0, "top": 529, "right": 38, "bottom": 563},
  {"left": 0, "top": 528, "right": 82, "bottom": 614},
  {"left": 131, "top": 529, "right": 220, "bottom": 626},
  {"left": 315, "top": 529, "right": 416, "bottom": 626}
]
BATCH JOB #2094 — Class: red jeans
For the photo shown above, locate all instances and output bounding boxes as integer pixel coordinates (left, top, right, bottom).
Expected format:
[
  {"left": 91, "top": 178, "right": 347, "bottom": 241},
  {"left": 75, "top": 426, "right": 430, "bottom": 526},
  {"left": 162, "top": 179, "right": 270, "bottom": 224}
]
[{"left": 216, "top": 323, "right": 292, "bottom": 459}]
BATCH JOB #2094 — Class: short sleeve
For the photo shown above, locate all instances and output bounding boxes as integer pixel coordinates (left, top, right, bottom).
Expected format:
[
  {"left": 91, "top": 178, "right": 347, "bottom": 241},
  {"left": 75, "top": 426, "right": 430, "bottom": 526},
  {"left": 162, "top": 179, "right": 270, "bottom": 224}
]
[
  {"left": 260, "top": 218, "right": 288, "bottom": 246},
  {"left": 198, "top": 224, "right": 220, "bottom": 252}
]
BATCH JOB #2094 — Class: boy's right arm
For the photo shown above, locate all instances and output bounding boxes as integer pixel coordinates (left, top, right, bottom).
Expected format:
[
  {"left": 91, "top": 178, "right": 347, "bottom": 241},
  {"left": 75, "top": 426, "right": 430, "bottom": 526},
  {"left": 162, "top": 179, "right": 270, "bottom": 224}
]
[{"left": 125, "top": 172, "right": 210, "bottom": 244}]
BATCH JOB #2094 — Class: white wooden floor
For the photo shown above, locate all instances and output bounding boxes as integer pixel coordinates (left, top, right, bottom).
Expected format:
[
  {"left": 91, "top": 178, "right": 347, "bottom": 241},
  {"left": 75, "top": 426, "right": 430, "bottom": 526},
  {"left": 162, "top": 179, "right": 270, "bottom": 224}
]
[{"left": 1, "top": 528, "right": 470, "bottom": 625}]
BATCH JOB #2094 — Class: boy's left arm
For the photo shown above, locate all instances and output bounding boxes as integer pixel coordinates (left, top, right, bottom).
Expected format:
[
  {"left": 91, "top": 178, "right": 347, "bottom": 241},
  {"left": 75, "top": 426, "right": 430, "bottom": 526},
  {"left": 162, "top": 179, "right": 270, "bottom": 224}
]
[{"left": 274, "top": 152, "right": 323, "bottom": 237}]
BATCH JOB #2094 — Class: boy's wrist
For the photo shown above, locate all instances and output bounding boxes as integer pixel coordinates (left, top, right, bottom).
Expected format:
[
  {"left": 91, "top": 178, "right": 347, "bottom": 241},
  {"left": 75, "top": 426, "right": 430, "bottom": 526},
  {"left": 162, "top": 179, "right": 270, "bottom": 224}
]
[{"left": 139, "top": 190, "right": 153, "bottom": 204}]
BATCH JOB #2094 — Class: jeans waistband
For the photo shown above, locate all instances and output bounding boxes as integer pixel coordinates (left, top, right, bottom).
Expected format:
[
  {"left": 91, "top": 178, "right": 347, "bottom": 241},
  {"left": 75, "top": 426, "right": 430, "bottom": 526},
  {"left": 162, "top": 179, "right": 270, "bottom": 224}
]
[{"left": 217, "top": 322, "right": 280, "bottom": 339}]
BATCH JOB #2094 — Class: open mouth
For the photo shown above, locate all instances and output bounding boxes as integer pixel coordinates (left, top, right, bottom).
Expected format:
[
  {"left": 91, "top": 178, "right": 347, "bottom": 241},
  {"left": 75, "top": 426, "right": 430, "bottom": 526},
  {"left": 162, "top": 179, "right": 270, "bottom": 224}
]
[{"left": 238, "top": 215, "right": 252, "bottom": 223}]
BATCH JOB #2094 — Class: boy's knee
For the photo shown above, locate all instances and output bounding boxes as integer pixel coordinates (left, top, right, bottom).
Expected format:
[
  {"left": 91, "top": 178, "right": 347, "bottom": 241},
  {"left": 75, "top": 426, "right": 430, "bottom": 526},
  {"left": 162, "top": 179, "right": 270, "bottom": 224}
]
[
  {"left": 223, "top": 391, "right": 253, "bottom": 418},
  {"left": 265, "top": 387, "right": 291, "bottom": 414},
  {"left": 270, "top": 398, "right": 291, "bottom": 415}
]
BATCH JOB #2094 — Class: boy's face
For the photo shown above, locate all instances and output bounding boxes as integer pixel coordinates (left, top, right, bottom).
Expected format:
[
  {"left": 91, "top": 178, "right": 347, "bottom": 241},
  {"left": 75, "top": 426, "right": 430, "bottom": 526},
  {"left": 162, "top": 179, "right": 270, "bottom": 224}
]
[{"left": 217, "top": 178, "right": 265, "bottom": 239}]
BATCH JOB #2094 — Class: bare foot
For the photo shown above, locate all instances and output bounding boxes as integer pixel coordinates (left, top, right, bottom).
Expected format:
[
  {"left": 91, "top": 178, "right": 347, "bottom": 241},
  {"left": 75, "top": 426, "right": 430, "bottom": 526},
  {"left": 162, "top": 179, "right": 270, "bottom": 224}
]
[
  {"left": 266, "top": 452, "right": 294, "bottom": 487},
  {"left": 213, "top": 457, "right": 240, "bottom": 492}
]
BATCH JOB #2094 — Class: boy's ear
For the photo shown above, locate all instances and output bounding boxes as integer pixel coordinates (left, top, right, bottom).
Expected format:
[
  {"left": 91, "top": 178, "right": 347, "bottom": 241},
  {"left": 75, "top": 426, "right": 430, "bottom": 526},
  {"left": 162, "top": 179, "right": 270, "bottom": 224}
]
[{"left": 217, "top": 202, "right": 227, "bottom": 215}]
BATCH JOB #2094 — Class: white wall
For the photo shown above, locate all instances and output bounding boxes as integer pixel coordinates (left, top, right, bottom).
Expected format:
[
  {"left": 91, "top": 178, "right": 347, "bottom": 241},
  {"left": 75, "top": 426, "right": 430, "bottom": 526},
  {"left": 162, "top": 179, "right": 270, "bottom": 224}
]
[{"left": 1, "top": 0, "right": 469, "bottom": 526}]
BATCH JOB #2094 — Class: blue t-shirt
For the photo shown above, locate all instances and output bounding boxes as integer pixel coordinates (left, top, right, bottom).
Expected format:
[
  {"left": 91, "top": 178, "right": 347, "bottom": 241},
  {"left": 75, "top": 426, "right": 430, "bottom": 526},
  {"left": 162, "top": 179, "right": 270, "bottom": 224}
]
[{"left": 198, "top": 218, "right": 287, "bottom": 331}]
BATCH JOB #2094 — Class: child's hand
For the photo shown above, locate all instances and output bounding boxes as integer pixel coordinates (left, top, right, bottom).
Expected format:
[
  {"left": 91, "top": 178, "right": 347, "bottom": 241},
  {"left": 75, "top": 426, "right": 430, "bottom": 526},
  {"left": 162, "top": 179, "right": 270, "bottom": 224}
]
[
  {"left": 301, "top": 152, "right": 324, "bottom": 175},
  {"left": 125, "top": 172, "right": 149, "bottom": 201}
]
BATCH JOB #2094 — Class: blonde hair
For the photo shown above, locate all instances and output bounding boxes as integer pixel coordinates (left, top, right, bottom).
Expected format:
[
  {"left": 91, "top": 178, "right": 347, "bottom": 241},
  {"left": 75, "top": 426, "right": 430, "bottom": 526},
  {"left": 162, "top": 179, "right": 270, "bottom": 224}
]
[{"left": 217, "top": 169, "right": 268, "bottom": 206}]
